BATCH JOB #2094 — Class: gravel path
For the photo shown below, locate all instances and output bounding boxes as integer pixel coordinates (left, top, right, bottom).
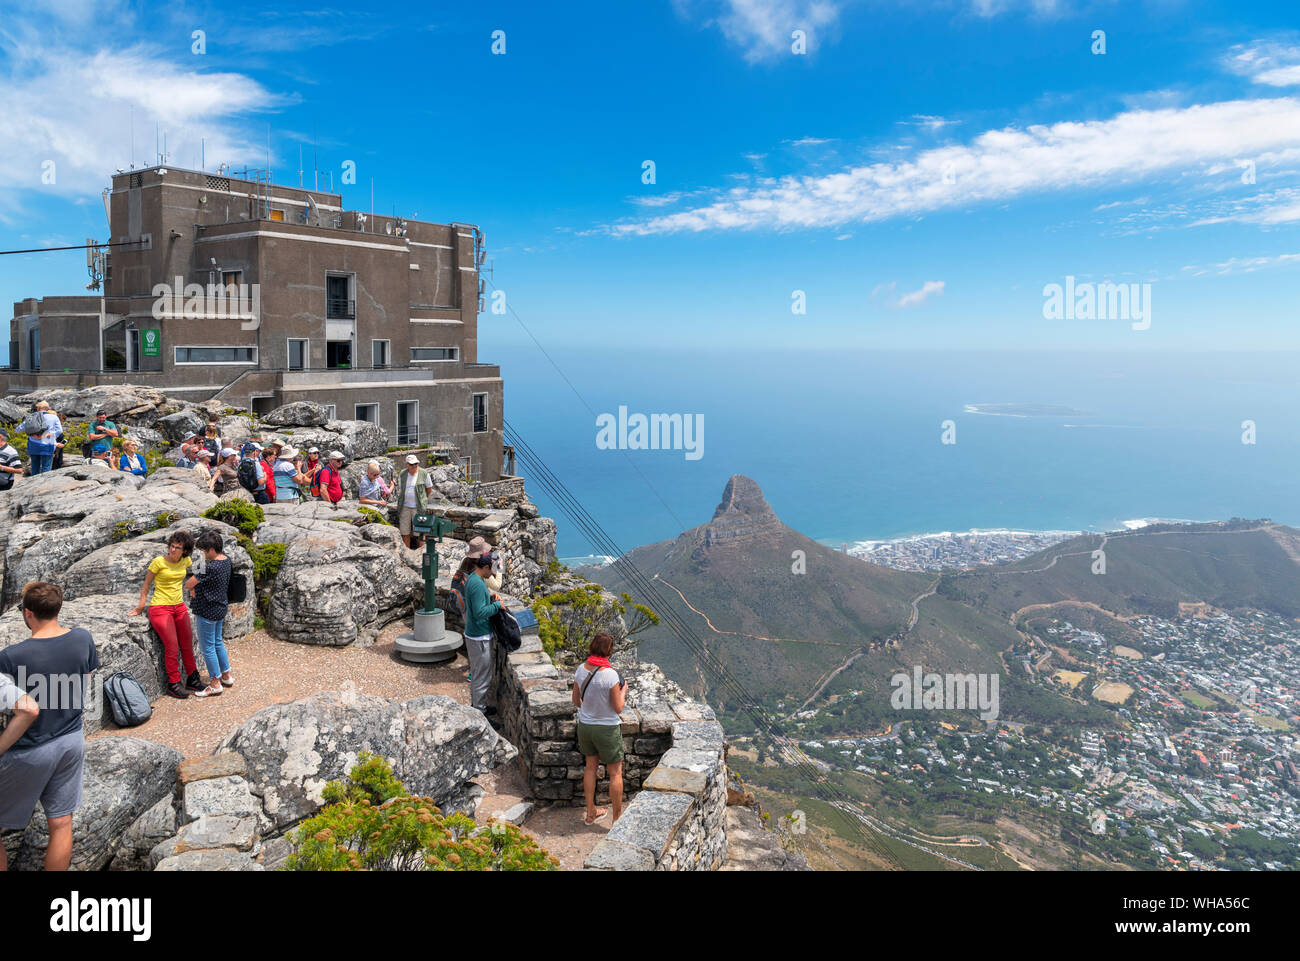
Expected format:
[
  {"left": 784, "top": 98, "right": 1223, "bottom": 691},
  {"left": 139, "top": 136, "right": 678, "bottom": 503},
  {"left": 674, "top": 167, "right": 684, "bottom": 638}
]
[{"left": 90, "top": 620, "right": 611, "bottom": 866}]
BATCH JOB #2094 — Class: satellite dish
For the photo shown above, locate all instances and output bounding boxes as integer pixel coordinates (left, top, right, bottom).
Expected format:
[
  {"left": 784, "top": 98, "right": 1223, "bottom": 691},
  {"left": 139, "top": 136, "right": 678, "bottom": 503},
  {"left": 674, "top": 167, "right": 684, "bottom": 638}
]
[
  {"left": 306, "top": 195, "right": 321, "bottom": 227},
  {"left": 385, "top": 223, "right": 393, "bottom": 235}
]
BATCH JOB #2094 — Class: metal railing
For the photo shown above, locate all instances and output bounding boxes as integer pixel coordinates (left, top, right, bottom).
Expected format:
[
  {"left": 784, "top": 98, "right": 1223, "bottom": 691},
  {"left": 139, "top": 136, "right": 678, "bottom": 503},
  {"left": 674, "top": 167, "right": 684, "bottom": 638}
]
[{"left": 325, "top": 297, "right": 355, "bottom": 320}]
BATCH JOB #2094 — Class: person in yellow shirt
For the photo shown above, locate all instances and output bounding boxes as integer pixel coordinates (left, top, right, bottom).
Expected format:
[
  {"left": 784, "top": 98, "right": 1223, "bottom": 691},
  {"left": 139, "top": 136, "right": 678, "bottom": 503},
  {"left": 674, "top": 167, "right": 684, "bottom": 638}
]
[{"left": 128, "top": 530, "right": 202, "bottom": 699}]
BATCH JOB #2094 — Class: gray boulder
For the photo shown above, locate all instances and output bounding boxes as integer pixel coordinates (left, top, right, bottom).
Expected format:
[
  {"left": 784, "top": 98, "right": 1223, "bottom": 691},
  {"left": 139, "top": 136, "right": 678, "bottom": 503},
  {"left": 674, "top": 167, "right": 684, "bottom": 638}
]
[
  {"left": 263, "top": 402, "right": 331, "bottom": 428},
  {"left": 272, "top": 426, "right": 352, "bottom": 460},
  {"left": 265, "top": 526, "right": 422, "bottom": 645},
  {"left": 109, "top": 794, "right": 178, "bottom": 871},
  {"left": 216, "top": 691, "right": 518, "bottom": 831},
  {"left": 15, "top": 385, "right": 170, "bottom": 423},
  {"left": 0, "top": 398, "right": 25, "bottom": 424},
  {"left": 157, "top": 410, "right": 205, "bottom": 443},
  {"left": 327, "top": 418, "right": 388, "bottom": 459},
  {"left": 1, "top": 735, "right": 182, "bottom": 871}
]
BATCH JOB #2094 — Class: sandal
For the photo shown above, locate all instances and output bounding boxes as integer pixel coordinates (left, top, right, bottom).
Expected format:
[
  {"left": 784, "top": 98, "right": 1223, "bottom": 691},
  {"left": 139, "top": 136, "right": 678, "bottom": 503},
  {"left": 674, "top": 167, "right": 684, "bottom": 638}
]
[
  {"left": 192, "top": 682, "right": 224, "bottom": 698},
  {"left": 583, "top": 807, "right": 608, "bottom": 825},
  {"left": 220, "top": 674, "right": 234, "bottom": 688}
]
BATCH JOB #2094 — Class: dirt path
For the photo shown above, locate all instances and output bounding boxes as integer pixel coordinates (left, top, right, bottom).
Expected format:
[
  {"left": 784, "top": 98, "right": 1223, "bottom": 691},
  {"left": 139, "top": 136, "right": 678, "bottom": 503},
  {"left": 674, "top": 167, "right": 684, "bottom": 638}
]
[{"left": 654, "top": 575, "right": 840, "bottom": 645}]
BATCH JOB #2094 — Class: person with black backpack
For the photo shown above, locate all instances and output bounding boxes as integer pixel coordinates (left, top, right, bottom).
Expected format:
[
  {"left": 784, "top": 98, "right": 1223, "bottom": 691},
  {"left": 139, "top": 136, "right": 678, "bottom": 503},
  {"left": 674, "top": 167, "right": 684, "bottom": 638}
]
[
  {"left": 237, "top": 443, "right": 269, "bottom": 504},
  {"left": 460, "top": 553, "right": 502, "bottom": 716},
  {"left": 184, "top": 530, "right": 234, "bottom": 698}
]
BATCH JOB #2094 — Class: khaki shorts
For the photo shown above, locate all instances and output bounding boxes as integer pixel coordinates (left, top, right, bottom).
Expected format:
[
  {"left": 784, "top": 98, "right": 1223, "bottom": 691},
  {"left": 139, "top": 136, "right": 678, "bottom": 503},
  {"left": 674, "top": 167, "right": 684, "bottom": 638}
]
[
  {"left": 398, "top": 506, "right": 417, "bottom": 535},
  {"left": 576, "top": 721, "right": 624, "bottom": 765}
]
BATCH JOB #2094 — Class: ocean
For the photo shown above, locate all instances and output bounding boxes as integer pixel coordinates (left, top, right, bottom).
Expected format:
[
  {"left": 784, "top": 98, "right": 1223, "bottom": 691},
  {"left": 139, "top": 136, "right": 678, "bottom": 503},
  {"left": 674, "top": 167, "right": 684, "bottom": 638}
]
[{"left": 489, "top": 346, "right": 1300, "bottom": 562}]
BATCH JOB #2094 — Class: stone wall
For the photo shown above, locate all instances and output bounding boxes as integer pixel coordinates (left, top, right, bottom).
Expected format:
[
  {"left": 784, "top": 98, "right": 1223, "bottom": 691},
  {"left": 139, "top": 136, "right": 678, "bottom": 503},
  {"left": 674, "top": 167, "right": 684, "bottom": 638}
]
[
  {"left": 431, "top": 503, "right": 555, "bottom": 599},
  {"left": 491, "top": 632, "right": 729, "bottom": 871}
]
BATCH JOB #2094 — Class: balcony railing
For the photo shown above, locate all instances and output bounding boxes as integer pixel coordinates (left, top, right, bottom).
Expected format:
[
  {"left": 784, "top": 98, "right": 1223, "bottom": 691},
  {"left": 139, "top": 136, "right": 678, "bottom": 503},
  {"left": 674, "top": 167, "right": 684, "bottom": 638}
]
[{"left": 326, "top": 298, "right": 355, "bottom": 320}]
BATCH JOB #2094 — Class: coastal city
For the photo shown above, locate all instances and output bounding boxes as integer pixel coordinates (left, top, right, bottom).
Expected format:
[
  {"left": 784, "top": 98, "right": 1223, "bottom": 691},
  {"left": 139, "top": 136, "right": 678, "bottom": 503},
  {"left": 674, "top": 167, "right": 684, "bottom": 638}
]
[
  {"left": 845, "top": 529, "right": 1083, "bottom": 571},
  {"left": 779, "top": 607, "right": 1299, "bottom": 870}
]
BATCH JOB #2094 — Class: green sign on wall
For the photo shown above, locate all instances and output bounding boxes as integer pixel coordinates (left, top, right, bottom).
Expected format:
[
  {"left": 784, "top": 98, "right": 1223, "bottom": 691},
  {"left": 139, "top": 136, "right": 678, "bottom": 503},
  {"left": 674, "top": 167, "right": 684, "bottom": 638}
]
[{"left": 142, "top": 329, "right": 161, "bottom": 357}]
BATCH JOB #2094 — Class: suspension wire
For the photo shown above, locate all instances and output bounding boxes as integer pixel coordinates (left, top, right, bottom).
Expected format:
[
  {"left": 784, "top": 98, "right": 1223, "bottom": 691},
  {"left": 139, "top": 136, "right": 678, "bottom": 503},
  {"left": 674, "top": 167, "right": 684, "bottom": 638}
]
[{"left": 503, "top": 419, "right": 908, "bottom": 869}]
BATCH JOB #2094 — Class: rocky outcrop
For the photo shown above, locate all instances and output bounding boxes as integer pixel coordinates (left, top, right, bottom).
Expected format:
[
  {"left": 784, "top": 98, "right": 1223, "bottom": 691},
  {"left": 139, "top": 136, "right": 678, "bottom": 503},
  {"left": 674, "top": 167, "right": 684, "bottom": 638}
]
[
  {"left": 719, "top": 805, "right": 812, "bottom": 871},
  {"left": 157, "top": 409, "right": 205, "bottom": 442},
  {"left": 262, "top": 401, "right": 331, "bottom": 427},
  {"left": 0, "top": 398, "right": 25, "bottom": 424},
  {"left": 0, "top": 464, "right": 216, "bottom": 607},
  {"left": 1, "top": 736, "right": 182, "bottom": 871},
  {"left": 216, "top": 691, "right": 518, "bottom": 831},
  {"left": 327, "top": 419, "right": 388, "bottom": 459},
  {"left": 704, "top": 474, "right": 783, "bottom": 549},
  {"left": 109, "top": 795, "right": 178, "bottom": 871},
  {"left": 13, "top": 385, "right": 171, "bottom": 423}
]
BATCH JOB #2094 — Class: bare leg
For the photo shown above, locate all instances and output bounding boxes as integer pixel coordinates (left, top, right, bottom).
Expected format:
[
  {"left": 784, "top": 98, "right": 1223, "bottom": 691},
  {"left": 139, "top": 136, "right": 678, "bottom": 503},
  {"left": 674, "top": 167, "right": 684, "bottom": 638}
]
[
  {"left": 584, "top": 755, "right": 600, "bottom": 821},
  {"left": 609, "top": 761, "right": 624, "bottom": 823},
  {"left": 45, "top": 815, "right": 73, "bottom": 871}
]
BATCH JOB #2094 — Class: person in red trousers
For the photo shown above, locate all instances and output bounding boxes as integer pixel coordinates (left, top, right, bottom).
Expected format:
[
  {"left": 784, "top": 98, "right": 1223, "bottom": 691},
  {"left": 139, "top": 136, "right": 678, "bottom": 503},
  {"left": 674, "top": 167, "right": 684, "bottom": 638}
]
[{"left": 128, "top": 530, "right": 203, "bottom": 699}]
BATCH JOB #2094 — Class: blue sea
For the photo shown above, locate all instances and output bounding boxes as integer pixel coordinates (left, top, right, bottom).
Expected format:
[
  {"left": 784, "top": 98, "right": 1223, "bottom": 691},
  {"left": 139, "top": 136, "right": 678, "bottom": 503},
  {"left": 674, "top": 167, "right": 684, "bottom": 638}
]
[{"left": 491, "top": 347, "right": 1300, "bottom": 562}]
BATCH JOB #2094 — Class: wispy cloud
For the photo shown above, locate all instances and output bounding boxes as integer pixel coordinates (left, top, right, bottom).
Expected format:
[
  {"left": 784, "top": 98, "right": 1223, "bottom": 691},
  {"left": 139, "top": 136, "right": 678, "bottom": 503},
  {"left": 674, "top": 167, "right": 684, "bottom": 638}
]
[
  {"left": 607, "top": 97, "right": 1300, "bottom": 235},
  {"left": 896, "top": 280, "right": 946, "bottom": 307},
  {"left": 1224, "top": 38, "right": 1300, "bottom": 87},
  {"left": 1182, "top": 252, "right": 1300, "bottom": 276},
  {"left": 673, "top": 0, "right": 843, "bottom": 63}
]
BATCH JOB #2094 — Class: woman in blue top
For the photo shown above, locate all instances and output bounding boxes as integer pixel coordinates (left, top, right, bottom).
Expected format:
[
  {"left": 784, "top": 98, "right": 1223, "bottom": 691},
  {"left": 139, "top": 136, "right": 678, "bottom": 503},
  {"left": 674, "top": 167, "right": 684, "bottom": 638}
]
[
  {"left": 25, "top": 402, "right": 62, "bottom": 476},
  {"left": 272, "top": 447, "right": 304, "bottom": 503},
  {"left": 117, "top": 439, "right": 147, "bottom": 476}
]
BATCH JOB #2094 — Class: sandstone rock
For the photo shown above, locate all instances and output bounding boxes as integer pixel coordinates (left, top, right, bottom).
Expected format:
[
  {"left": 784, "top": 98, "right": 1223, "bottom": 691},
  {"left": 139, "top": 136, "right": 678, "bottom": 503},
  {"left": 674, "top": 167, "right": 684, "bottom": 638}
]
[
  {"left": 273, "top": 426, "right": 352, "bottom": 460},
  {"left": 719, "top": 805, "right": 812, "bottom": 871},
  {"left": 327, "top": 419, "right": 388, "bottom": 459},
  {"left": 0, "top": 398, "right": 25, "bottom": 424},
  {"left": 155, "top": 848, "right": 263, "bottom": 871},
  {"left": 439, "top": 782, "right": 485, "bottom": 817},
  {"left": 262, "top": 401, "right": 331, "bottom": 428},
  {"left": 265, "top": 526, "right": 422, "bottom": 645},
  {"left": 182, "top": 775, "right": 261, "bottom": 824},
  {"left": 177, "top": 752, "right": 249, "bottom": 785},
  {"left": 157, "top": 409, "right": 205, "bottom": 443},
  {"left": 15, "top": 385, "right": 170, "bottom": 423},
  {"left": 122, "top": 425, "right": 165, "bottom": 450},
  {"left": 257, "top": 835, "right": 294, "bottom": 871},
  {"left": 109, "top": 794, "right": 177, "bottom": 871},
  {"left": 150, "top": 815, "right": 257, "bottom": 866},
  {"left": 216, "top": 691, "right": 518, "bottom": 831},
  {"left": 2, "top": 736, "right": 182, "bottom": 871}
]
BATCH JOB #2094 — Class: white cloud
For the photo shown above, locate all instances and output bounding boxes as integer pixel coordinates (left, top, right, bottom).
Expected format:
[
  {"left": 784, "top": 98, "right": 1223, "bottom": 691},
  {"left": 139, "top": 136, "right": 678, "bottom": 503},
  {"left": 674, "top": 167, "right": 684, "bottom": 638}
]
[
  {"left": 675, "top": 0, "right": 843, "bottom": 63},
  {"left": 609, "top": 97, "right": 1300, "bottom": 235},
  {"left": 788, "top": 136, "right": 835, "bottom": 146},
  {"left": 1224, "top": 39, "right": 1300, "bottom": 87},
  {"left": 1182, "top": 252, "right": 1300, "bottom": 276},
  {"left": 896, "top": 280, "right": 946, "bottom": 307},
  {"left": 0, "top": 16, "right": 285, "bottom": 217}
]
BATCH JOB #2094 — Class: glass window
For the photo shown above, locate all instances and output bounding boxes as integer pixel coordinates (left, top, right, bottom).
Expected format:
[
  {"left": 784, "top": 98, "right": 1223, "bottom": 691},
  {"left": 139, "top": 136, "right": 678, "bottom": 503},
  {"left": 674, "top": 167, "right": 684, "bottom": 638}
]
[
  {"left": 372, "top": 340, "right": 389, "bottom": 368},
  {"left": 174, "top": 346, "right": 256, "bottom": 364},
  {"left": 397, "top": 401, "right": 419, "bottom": 446},
  {"left": 355, "top": 404, "right": 378, "bottom": 423},
  {"left": 411, "top": 347, "right": 458, "bottom": 361},
  {"left": 473, "top": 393, "right": 488, "bottom": 433},
  {"left": 288, "top": 339, "right": 308, "bottom": 370}
]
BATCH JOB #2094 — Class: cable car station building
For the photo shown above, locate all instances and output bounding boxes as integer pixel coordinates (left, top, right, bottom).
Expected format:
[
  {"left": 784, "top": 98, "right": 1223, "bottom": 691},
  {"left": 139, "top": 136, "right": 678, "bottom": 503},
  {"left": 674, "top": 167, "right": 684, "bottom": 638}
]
[{"left": 4, "top": 165, "right": 504, "bottom": 480}]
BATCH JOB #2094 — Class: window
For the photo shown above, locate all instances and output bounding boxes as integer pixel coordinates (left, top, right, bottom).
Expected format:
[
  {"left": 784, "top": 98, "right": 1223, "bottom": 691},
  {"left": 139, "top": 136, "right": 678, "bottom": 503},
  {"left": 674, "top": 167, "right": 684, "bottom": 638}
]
[
  {"left": 326, "top": 273, "right": 353, "bottom": 320},
  {"left": 355, "top": 403, "right": 378, "bottom": 423},
  {"left": 326, "top": 340, "right": 352, "bottom": 369},
  {"left": 220, "top": 270, "right": 241, "bottom": 291},
  {"left": 411, "top": 347, "right": 458, "bottom": 362},
  {"left": 28, "top": 328, "right": 39, "bottom": 372},
  {"left": 288, "top": 338, "right": 308, "bottom": 371},
  {"left": 372, "top": 340, "right": 390, "bottom": 368},
  {"left": 324, "top": 405, "right": 337, "bottom": 420},
  {"left": 269, "top": 209, "right": 285, "bottom": 222},
  {"left": 396, "top": 401, "right": 419, "bottom": 446},
  {"left": 174, "top": 346, "right": 257, "bottom": 365},
  {"left": 472, "top": 393, "right": 488, "bottom": 433}
]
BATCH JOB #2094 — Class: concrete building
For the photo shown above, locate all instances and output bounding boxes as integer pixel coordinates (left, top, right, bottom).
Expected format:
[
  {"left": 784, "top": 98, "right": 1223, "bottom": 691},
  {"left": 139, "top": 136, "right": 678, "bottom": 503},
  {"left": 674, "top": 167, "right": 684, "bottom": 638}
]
[{"left": 4, "top": 165, "right": 504, "bottom": 479}]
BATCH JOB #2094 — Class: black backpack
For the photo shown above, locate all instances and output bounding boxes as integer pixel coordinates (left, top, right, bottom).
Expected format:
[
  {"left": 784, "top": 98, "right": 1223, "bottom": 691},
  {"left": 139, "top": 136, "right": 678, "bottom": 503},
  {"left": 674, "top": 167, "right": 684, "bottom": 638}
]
[
  {"left": 236, "top": 457, "right": 259, "bottom": 492},
  {"left": 227, "top": 570, "right": 247, "bottom": 603},
  {"left": 104, "top": 672, "right": 152, "bottom": 727},
  {"left": 490, "top": 607, "right": 522, "bottom": 653}
]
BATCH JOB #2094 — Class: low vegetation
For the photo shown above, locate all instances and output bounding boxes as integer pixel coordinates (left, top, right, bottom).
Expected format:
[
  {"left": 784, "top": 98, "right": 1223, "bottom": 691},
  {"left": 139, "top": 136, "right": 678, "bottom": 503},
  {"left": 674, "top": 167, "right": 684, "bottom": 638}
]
[
  {"left": 531, "top": 583, "right": 658, "bottom": 664},
  {"left": 202, "top": 500, "right": 265, "bottom": 536},
  {"left": 282, "top": 753, "right": 558, "bottom": 872}
]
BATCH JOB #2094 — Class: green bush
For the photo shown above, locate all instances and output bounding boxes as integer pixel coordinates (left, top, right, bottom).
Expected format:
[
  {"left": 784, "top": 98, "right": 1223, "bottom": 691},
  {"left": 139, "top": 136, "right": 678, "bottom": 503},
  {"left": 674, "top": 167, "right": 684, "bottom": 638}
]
[
  {"left": 249, "top": 542, "right": 287, "bottom": 586},
  {"left": 202, "top": 500, "right": 264, "bottom": 536},
  {"left": 282, "top": 754, "right": 558, "bottom": 872},
  {"left": 357, "top": 506, "right": 392, "bottom": 526},
  {"left": 531, "top": 585, "right": 659, "bottom": 663}
]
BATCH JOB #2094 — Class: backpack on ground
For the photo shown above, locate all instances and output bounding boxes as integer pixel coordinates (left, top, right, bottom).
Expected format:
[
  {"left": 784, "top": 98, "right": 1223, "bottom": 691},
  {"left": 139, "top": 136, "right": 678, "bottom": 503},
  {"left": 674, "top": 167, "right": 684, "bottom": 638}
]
[
  {"left": 20, "top": 410, "right": 46, "bottom": 436},
  {"left": 448, "top": 569, "right": 469, "bottom": 618},
  {"left": 104, "top": 671, "right": 152, "bottom": 727},
  {"left": 80, "top": 440, "right": 93, "bottom": 458},
  {"left": 236, "top": 457, "right": 259, "bottom": 492},
  {"left": 490, "top": 607, "right": 522, "bottom": 653}
]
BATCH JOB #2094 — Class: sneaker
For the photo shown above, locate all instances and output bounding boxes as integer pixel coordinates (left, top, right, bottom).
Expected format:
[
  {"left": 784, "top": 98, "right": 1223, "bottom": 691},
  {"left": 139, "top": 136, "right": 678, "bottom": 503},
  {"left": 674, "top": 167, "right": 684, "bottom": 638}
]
[
  {"left": 167, "top": 681, "right": 191, "bottom": 699},
  {"left": 185, "top": 671, "right": 205, "bottom": 692}
]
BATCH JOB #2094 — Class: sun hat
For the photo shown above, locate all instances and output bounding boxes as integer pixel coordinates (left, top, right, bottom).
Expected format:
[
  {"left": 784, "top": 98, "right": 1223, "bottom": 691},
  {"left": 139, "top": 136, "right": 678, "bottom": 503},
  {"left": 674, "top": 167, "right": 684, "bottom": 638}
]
[
  {"left": 307, "top": 446, "right": 320, "bottom": 454},
  {"left": 328, "top": 450, "right": 343, "bottom": 460},
  {"left": 466, "top": 536, "right": 491, "bottom": 559},
  {"left": 280, "top": 446, "right": 299, "bottom": 459},
  {"left": 405, "top": 454, "right": 419, "bottom": 465},
  {"left": 196, "top": 449, "right": 213, "bottom": 460},
  {"left": 220, "top": 447, "right": 237, "bottom": 458}
]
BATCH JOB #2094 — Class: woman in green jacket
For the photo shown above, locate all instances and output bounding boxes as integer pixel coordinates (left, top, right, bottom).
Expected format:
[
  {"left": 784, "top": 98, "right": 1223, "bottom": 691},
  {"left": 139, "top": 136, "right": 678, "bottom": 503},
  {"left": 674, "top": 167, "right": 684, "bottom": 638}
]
[{"left": 461, "top": 553, "right": 502, "bottom": 716}]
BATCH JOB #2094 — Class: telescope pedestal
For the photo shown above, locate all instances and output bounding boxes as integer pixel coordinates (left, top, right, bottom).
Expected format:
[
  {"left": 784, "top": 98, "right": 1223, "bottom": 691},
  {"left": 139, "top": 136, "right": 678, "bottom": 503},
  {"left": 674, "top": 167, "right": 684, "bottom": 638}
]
[{"left": 395, "top": 608, "right": 461, "bottom": 664}]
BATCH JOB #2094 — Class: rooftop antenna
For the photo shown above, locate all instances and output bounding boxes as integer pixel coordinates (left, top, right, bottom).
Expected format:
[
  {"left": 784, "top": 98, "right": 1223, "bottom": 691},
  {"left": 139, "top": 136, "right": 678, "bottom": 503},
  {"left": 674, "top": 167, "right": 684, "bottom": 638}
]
[
  {"left": 130, "top": 105, "right": 134, "bottom": 167},
  {"left": 202, "top": 138, "right": 205, "bottom": 171},
  {"left": 299, "top": 145, "right": 303, "bottom": 188},
  {"left": 370, "top": 177, "right": 374, "bottom": 232},
  {"left": 313, "top": 123, "right": 318, "bottom": 192}
]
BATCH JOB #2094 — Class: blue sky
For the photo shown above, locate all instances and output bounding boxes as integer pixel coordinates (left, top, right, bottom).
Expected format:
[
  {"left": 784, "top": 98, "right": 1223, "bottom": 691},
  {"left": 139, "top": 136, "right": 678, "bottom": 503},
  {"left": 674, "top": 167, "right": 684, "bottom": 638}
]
[{"left": 2, "top": 0, "right": 1299, "bottom": 355}]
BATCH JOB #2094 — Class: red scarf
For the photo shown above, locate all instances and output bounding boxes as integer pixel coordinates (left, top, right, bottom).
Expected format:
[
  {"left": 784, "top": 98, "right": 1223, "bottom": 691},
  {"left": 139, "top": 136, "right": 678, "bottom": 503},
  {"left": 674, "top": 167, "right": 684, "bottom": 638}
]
[{"left": 585, "top": 656, "right": 611, "bottom": 670}]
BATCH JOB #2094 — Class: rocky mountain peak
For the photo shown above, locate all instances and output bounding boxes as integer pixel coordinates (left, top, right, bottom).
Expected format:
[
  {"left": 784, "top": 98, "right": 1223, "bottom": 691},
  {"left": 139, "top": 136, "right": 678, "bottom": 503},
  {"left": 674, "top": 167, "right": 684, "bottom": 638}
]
[{"left": 705, "top": 475, "right": 782, "bottom": 548}]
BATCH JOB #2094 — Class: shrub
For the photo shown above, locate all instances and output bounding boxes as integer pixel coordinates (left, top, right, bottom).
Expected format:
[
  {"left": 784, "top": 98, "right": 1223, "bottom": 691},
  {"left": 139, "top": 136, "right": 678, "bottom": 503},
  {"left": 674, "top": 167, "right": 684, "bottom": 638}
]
[
  {"left": 531, "top": 585, "right": 660, "bottom": 663},
  {"left": 249, "top": 542, "right": 287, "bottom": 586},
  {"left": 282, "top": 754, "right": 558, "bottom": 872},
  {"left": 155, "top": 510, "right": 179, "bottom": 529},
  {"left": 202, "top": 500, "right": 264, "bottom": 536}
]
